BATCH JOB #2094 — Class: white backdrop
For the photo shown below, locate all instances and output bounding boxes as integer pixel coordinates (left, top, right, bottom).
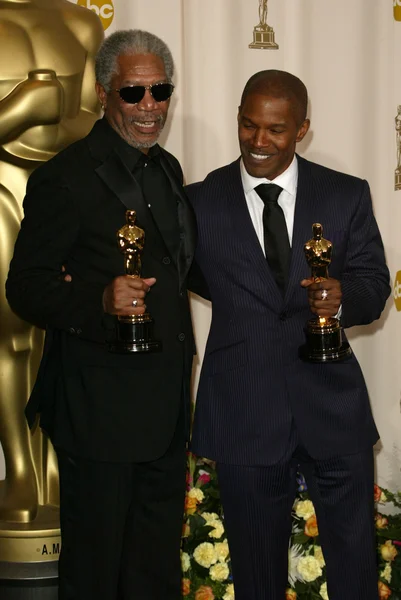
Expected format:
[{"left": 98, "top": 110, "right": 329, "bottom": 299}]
[{"left": 1, "top": 0, "right": 401, "bottom": 491}]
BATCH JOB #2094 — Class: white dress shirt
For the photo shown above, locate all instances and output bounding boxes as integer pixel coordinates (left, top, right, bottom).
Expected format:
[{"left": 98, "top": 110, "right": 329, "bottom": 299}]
[{"left": 240, "top": 154, "right": 298, "bottom": 252}]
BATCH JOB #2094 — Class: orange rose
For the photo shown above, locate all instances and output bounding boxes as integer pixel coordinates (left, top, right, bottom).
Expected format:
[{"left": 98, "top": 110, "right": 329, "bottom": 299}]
[
  {"left": 182, "top": 578, "right": 191, "bottom": 596},
  {"left": 185, "top": 495, "right": 199, "bottom": 515},
  {"left": 195, "top": 585, "right": 215, "bottom": 600},
  {"left": 182, "top": 521, "right": 191, "bottom": 537},
  {"left": 304, "top": 514, "right": 319, "bottom": 537},
  {"left": 374, "top": 484, "right": 383, "bottom": 502},
  {"left": 376, "top": 514, "right": 389, "bottom": 529},
  {"left": 286, "top": 588, "right": 297, "bottom": 600},
  {"left": 378, "top": 581, "right": 392, "bottom": 599}
]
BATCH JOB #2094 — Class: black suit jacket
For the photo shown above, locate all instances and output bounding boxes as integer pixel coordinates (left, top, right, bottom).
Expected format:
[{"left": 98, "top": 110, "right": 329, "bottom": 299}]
[
  {"left": 6, "top": 118, "right": 197, "bottom": 463},
  {"left": 186, "top": 156, "right": 390, "bottom": 465}
]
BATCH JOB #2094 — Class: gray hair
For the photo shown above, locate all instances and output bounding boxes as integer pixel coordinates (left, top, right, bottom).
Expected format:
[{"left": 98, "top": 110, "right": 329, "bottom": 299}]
[{"left": 95, "top": 29, "right": 175, "bottom": 92}]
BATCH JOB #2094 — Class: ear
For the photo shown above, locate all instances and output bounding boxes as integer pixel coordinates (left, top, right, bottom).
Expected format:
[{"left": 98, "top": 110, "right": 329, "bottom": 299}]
[
  {"left": 95, "top": 82, "right": 107, "bottom": 111},
  {"left": 296, "top": 118, "right": 310, "bottom": 143}
]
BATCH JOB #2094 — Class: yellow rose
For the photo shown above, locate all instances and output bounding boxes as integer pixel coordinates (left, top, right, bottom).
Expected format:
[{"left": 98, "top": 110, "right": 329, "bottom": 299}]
[
  {"left": 319, "top": 582, "right": 329, "bottom": 600},
  {"left": 297, "top": 556, "right": 322, "bottom": 582},
  {"left": 208, "top": 519, "right": 225, "bottom": 539},
  {"left": 223, "top": 583, "right": 235, "bottom": 600},
  {"left": 209, "top": 562, "right": 230, "bottom": 582},
  {"left": 286, "top": 588, "right": 297, "bottom": 600},
  {"left": 381, "top": 564, "right": 392, "bottom": 583},
  {"left": 188, "top": 488, "right": 205, "bottom": 502},
  {"left": 193, "top": 542, "right": 217, "bottom": 568},
  {"left": 314, "top": 546, "right": 325, "bottom": 568},
  {"left": 295, "top": 500, "right": 315, "bottom": 520},
  {"left": 202, "top": 512, "right": 220, "bottom": 523},
  {"left": 378, "top": 581, "right": 392, "bottom": 599},
  {"left": 182, "top": 578, "right": 191, "bottom": 596},
  {"left": 215, "top": 540, "right": 230, "bottom": 562},
  {"left": 195, "top": 585, "right": 215, "bottom": 600},
  {"left": 181, "top": 551, "right": 191, "bottom": 573},
  {"left": 376, "top": 514, "right": 389, "bottom": 529},
  {"left": 304, "top": 515, "right": 319, "bottom": 537},
  {"left": 381, "top": 540, "right": 398, "bottom": 562}
]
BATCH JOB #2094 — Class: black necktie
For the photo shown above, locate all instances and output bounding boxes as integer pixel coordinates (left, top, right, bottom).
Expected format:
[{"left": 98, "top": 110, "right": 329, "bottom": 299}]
[{"left": 255, "top": 183, "right": 290, "bottom": 292}]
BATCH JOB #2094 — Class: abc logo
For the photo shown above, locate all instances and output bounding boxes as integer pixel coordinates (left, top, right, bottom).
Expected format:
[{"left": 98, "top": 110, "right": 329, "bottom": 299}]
[
  {"left": 393, "top": 271, "right": 401, "bottom": 311},
  {"left": 395, "top": 0, "right": 401, "bottom": 21},
  {"left": 77, "top": 0, "right": 114, "bottom": 30}
]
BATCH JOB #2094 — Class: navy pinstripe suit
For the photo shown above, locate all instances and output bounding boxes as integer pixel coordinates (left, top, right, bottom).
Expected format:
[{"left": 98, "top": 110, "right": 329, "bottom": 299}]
[{"left": 186, "top": 155, "right": 390, "bottom": 600}]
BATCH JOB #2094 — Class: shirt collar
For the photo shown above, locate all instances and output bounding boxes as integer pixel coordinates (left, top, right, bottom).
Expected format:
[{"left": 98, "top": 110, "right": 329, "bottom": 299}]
[
  {"left": 240, "top": 154, "right": 298, "bottom": 196},
  {"left": 102, "top": 116, "right": 161, "bottom": 171}
]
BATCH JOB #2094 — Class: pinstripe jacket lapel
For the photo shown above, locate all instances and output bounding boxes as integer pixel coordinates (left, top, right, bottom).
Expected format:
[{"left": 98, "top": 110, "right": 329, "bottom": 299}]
[{"left": 227, "top": 160, "right": 284, "bottom": 307}]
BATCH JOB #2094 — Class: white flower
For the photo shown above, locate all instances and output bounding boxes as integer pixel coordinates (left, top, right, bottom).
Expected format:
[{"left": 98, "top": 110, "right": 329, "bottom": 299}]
[
  {"left": 288, "top": 544, "right": 305, "bottom": 586},
  {"left": 295, "top": 500, "right": 315, "bottom": 520},
  {"left": 188, "top": 488, "right": 205, "bottom": 502},
  {"left": 181, "top": 551, "right": 190, "bottom": 573},
  {"left": 319, "top": 581, "right": 329, "bottom": 600},
  {"left": 209, "top": 562, "right": 230, "bottom": 581},
  {"left": 208, "top": 518, "right": 225, "bottom": 539},
  {"left": 380, "top": 491, "right": 387, "bottom": 503},
  {"left": 297, "top": 555, "right": 322, "bottom": 582},
  {"left": 223, "top": 583, "right": 235, "bottom": 600},
  {"left": 215, "top": 540, "right": 230, "bottom": 562},
  {"left": 381, "top": 563, "right": 392, "bottom": 583},
  {"left": 193, "top": 542, "right": 217, "bottom": 568},
  {"left": 314, "top": 546, "right": 325, "bottom": 568}
]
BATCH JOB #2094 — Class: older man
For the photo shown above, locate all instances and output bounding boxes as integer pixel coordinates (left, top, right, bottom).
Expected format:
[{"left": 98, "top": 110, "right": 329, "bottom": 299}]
[
  {"left": 6, "top": 29, "right": 196, "bottom": 600},
  {"left": 186, "top": 70, "right": 389, "bottom": 600}
]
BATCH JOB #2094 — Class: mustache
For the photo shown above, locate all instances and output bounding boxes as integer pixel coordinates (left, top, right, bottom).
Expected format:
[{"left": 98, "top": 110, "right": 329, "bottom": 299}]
[{"left": 128, "top": 114, "right": 165, "bottom": 124}]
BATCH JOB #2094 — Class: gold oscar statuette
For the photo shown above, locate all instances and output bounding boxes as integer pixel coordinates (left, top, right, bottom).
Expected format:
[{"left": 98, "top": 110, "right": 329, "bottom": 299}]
[
  {"left": 299, "top": 223, "right": 352, "bottom": 363},
  {"left": 249, "top": 0, "right": 279, "bottom": 50},
  {"left": 0, "top": 0, "right": 103, "bottom": 584},
  {"left": 109, "top": 210, "right": 162, "bottom": 353},
  {"left": 395, "top": 105, "right": 401, "bottom": 191}
]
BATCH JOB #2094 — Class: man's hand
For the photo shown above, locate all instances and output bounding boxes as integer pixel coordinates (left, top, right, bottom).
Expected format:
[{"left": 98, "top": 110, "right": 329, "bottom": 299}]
[
  {"left": 300, "top": 277, "right": 342, "bottom": 318},
  {"left": 102, "top": 276, "right": 156, "bottom": 316}
]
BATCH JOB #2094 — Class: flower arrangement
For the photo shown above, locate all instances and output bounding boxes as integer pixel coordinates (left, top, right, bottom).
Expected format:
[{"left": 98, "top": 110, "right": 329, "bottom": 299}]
[
  {"left": 181, "top": 453, "right": 233, "bottom": 600},
  {"left": 182, "top": 454, "right": 401, "bottom": 600}
]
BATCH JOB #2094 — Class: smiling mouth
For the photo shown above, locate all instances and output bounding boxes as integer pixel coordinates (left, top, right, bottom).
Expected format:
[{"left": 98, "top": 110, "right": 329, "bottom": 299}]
[
  {"left": 249, "top": 152, "right": 275, "bottom": 161},
  {"left": 133, "top": 121, "right": 159, "bottom": 129}
]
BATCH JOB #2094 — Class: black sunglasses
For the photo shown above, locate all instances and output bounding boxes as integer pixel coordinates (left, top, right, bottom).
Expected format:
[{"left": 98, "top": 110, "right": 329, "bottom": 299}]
[{"left": 114, "top": 83, "right": 174, "bottom": 104}]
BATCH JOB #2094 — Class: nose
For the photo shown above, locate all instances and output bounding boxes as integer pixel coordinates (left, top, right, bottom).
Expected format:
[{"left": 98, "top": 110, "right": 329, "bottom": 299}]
[
  {"left": 253, "top": 129, "right": 271, "bottom": 148},
  {"left": 137, "top": 88, "right": 158, "bottom": 111}
]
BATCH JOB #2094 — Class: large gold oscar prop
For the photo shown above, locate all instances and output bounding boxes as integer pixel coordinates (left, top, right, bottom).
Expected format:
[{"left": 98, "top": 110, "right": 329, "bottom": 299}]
[
  {"left": 299, "top": 223, "right": 352, "bottom": 363},
  {"left": 395, "top": 105, "right": 401, "bottom": 191},
  {"left": 0, "top": 0, "right": 103, "bottom": 584},
  {"left": 249, "top": 0, "right": 279, "bottom": 50},
  {"left": 109, "top": 210, "right": 162, "bottom": 353}
]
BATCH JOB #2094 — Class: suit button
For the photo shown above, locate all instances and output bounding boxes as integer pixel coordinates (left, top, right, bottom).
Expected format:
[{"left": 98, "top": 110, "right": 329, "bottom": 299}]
[
  {"left": 178, "top": 333, "right": 186, "bottom": 342},
  {"left": 76, "top": 328, "right": 82, "bottom": 335},
  {"left": 67, "top": 327, "right": 76, "bottom": 334},
  {"left": 162, "top": 256, "right": 171, "bottom": 265},
  {"left": 279, "top": 312, "right": 287, "bottom": 321}
]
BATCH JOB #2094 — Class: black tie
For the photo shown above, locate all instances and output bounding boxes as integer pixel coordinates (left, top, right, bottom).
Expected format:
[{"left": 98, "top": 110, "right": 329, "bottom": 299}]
[{"left": 255, "top": 183, "right": 290, "bottom": 292}]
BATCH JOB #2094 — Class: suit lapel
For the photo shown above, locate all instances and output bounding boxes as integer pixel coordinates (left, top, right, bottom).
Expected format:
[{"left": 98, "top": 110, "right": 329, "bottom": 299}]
[
  {"left": 159, "top": 150, "right": 197, "bottom": 290},
  {"left": 284, "top": 156, "right": 320, "bottom": 305},
  {"left": 227, "top": 160, "right": 284, "bottom": 305}
]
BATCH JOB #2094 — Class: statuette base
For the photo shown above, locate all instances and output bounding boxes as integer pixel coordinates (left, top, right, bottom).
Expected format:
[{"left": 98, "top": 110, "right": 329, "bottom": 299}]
[
  {"left": 249, "top": 25, "right": 279, "bottom": 49},
  {"left": 299, "top": 317, "right": 352, "bottom": 363},
  {"left": 395, "top": 169, "right": 401, "bottom": 191},
  {"left": 109, "top": 313, "right": 162, "bottom": 354}
]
